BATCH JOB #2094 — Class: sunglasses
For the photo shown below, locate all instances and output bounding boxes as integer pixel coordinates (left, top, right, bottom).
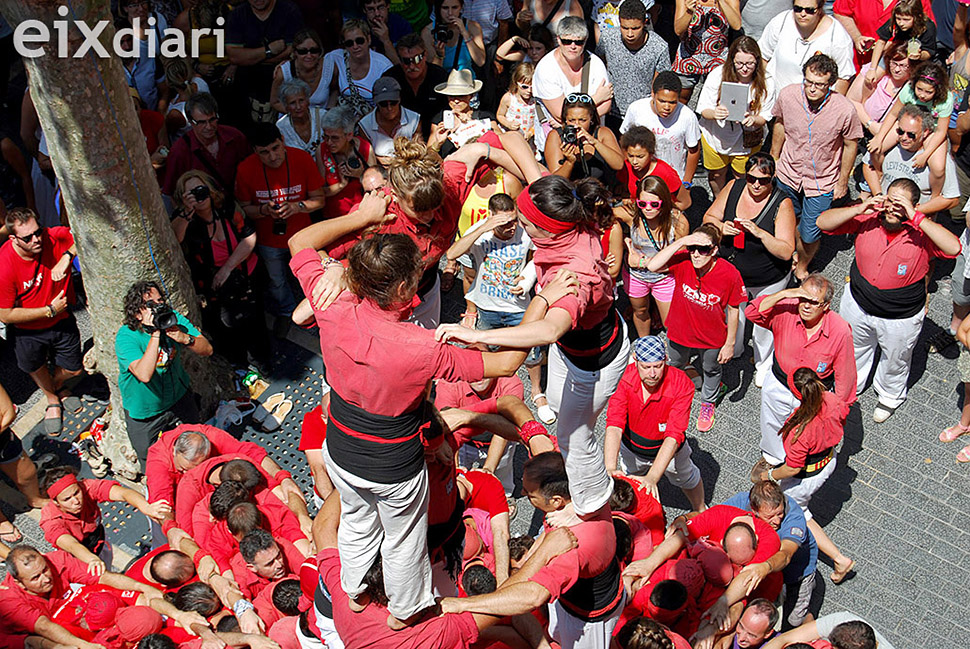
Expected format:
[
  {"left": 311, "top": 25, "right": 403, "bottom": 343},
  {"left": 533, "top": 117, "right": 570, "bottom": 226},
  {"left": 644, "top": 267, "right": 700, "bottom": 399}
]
[
  {"left": 636, "top": 199, "right": 662, "bottom": 210},
  {"left": 401, "top": 54, "right": 425, "bottom": 66},
  {"left": 295, "top": 47, "right": 321, "bottom": 55},
  {"left": 792, "top": 4, "right": 819, "bottom": 14},
  {"left": 896, "top": 127, "right": 918, "bottom": 139},
  {"left": 15, "top": 227, "right": 44, "bottom": 243},
  {"left": 378, "top": 100, "right": 399, "bottom": 108},
  {"left": 560, "top": 38, "right": 586, "bottom": 46},
  {"left": 566, "top": 93, "right": 594, "bottom": 104},
  {"left": 687, "top": 244, "right": 715, "bottom": 255},
  {"left": 745, "top": 173, "right": 772, "bottom": 186},
  {"left": 190, "top": 115, "right": 219, "bottom": 126},
  {"left": 342, "top": 36, "right": 367, "bottom": 47}
]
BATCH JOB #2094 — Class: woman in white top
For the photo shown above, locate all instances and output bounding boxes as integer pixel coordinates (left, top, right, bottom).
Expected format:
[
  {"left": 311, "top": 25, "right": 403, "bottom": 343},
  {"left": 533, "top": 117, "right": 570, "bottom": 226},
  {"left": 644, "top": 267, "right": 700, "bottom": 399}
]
[
  {"left": 323, "top": 19, "right": 393, "bottom": 116},
  {"left": 270, "top": 29, "right": 329, "bottom": 113},
  {"left": 276, "top": 79, "right": 326, "bottom": 158},
  {"left": 696, "top": 36, "right": 775, "bottom": 196}
]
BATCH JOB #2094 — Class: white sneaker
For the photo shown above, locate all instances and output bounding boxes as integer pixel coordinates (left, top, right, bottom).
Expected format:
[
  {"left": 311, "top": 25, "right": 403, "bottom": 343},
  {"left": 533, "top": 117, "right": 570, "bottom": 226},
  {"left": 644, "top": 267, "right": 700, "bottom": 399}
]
[
  {"left": 755, "top": 366, "right": 769, "bottom": 389},
  {"left": 873, "top": 403, "right": 896, "bottom": 423}
]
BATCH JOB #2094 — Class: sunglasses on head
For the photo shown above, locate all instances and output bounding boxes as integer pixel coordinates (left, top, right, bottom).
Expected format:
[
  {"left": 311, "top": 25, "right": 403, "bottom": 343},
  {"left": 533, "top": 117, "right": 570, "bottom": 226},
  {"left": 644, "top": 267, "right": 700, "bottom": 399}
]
[
  {"left": 15, "top": 227, "right": 43, "bottom": 243},
  {"left": 687, "top": 244, "right": 714, "bottom": 255},
  {"left": 745, "top": 172, "right": 772, "bottom": 186},
  {"left": 401, "top": 53, "right": 425, "bottom": 66},
  {"left": 342, "top": 36, "right": 367, "bottom": 47},
  {"left": 566, "top": 93, "right": 593, "bottom": 104},
  {"left": 896, "top": 126, "right": 918, "bottom": 139},
  {"left": 560, "top": 37, "right": 586, "bottom": 46},
  {"left": 295, "top": 46, "right": 321, "bottom": 55},
  {"left": 636, "top": 199, "right": 662, "bottom": 210},
  {"left": 378, "top": 100, "right": 399, "bottom": 108},
  {"left": 792, "top": 3, "right": 819, "bottom": 13}
]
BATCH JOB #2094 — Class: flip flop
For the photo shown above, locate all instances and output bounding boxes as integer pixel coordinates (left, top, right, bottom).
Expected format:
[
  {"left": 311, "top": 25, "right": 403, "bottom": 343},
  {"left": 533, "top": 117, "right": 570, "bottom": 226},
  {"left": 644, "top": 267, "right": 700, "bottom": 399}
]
[
  {"left": 0, "top": 522, "right": 23, "bottom": 544},
  {"left": 957, "top": 445, "right": 970, "bottom": 463},
  {"left": 44, "top": 403, "right": 63, "bottom": 435},
  {"left": 263, "top": 399, "right": 293, "bottom": 432},
  {"left": 940, "top": 424, "right": 970, "bottom": 443},
  {"left": 830, "top": 559, "right": 857, "bottom": 584}
]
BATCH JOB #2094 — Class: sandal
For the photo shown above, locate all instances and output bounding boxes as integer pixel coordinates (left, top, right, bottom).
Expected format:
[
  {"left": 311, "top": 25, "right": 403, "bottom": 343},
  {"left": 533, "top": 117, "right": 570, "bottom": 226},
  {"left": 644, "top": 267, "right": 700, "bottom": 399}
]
[
  {"left": 531, "top": 393, "right": 557, "bottom": 425},
  {"left": 926, "top": 329, "right": 957, "bottom": 353},
  {"left": 957, "top": 445, "right": 970, "bottom": 463},
  {"left": 263, "top": 399, "right": 293, "bottom": 432},
  {"left": 57, "top": 389, "right": 82, "bottom": 414},
  {"left": 253, "top": 392, "right": 286, "bottom": 424},
  {"left": 44, "top": 403, "right": 63, "bottom": 435},
  {"left": 830, "top": 559, "right": 856, "bottom": 584},
  {"left": 940, "top": 424, "right": 970, "bottom": 443},
  {"left": 0, "top": 522, "right": 23, "bottom": 544}
]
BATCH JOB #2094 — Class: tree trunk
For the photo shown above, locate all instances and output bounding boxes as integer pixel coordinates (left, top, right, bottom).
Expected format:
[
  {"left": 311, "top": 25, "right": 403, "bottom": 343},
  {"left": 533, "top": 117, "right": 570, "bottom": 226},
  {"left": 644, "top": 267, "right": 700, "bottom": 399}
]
[{"left": 0, "top": 0, "right": 234, "bottom": 476}]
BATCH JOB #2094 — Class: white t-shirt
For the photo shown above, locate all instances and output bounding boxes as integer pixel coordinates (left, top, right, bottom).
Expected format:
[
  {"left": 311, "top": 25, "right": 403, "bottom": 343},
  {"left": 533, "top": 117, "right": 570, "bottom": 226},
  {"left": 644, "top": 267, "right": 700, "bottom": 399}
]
[
  {"left": 277, "top": 107, "right": 327, "bottom": 157},
  {"left": 620, "top": 98, "right": 701, "bottom": 177},
  {"left": 465, "top": 221, "right": 535, "bottom": 313},
  {"left": 758, "top": 12, "right": 855, "bottom": 95},
  {"left": 532, "top": 51, "right": 612, "bottom": 152},
  {"left": 357, "top": 107, "right": 421, "bottom": 157},
  {"left": 696, "top": 65, "right": 776, "bottom": 155},
  {"left": 872, "top": 146, "right": 961, "bottom": 204}
]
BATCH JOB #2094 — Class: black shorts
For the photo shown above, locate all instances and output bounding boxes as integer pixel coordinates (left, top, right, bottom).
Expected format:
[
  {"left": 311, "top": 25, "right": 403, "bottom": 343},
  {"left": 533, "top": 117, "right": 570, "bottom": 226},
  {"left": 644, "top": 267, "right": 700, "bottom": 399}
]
[
  {"left": 0, "top": 428, "right": 24, "bottom": 464},
  {"left": 12, "top": 316, "right": 83, "bottom": 374}
]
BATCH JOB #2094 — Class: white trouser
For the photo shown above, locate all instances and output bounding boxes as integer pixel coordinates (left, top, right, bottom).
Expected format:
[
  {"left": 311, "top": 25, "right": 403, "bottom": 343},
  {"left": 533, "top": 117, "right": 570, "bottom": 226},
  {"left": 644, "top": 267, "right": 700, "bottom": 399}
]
[
  {"left": 618, "top": 442, "right": 702, "bottom": 490},
  {"left": 779, "top": 455, "right": 837, "bottom": 521},
  {"left": 322, "top": 443, "right": 434, "bottom": 620},
  {"left": 458, "top": 442, "right": 516, "bottom": 497},
  {"left": 840, "top": 286, "right": 924, "bottom": 409},
  {"left": 760, "top": 370, "right": 800, "bottom": 465},
  {"left": 546, "top": 322, "right": 631, "bottom": 516},
  {"left": 409, "top": 276, "right": 441, "bottom": 329},
  {"left": 735, "top": 274, "right": 790, "bottom": 374},
  {"left": 548, "top": 593, "right": 625, "bottom": 649}
]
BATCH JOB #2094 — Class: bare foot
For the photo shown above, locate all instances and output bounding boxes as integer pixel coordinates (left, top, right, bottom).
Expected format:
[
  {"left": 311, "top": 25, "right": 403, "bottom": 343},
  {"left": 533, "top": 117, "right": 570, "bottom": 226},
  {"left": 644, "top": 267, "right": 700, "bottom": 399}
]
[
  {"left": 348, "top": 596, "right": 367, "bottom": 613},
  {"left": 830, "top": 556, "right": 856, "bottom": 584}
]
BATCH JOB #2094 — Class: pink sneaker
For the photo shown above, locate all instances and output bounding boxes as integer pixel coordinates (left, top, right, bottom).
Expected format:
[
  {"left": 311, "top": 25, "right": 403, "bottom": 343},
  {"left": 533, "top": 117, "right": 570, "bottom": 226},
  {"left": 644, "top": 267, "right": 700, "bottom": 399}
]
[{"left": 697, "top": 402, "right": 716, "bottom": 432}]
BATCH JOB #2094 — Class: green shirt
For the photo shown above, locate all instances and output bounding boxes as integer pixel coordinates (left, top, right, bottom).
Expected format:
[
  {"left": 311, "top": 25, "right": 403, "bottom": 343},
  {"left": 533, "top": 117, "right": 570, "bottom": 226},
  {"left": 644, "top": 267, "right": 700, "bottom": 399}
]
[{"left": 115, "top": 312, "right": 200, "bottom": 419}]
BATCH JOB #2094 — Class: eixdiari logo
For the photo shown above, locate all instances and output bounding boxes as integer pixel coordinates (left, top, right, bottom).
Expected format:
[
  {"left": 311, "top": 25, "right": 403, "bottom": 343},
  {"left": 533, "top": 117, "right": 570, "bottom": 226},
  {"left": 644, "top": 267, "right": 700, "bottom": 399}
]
[{"left": 13, "top": 5, "right": 225, "bottom": 59}]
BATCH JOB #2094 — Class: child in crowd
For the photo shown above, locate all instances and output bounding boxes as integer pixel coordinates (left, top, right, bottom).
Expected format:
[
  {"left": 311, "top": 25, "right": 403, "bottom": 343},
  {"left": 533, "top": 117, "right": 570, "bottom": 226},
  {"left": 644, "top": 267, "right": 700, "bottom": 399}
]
[
  {"left": 497, "top": 63, "right": 537, "bottom": 145},
  {"left": 866, "top": 0, "right": 936, "bottom": 88},
  {"left": 616, "top": 126, "right": 690, "bottom": 212}
]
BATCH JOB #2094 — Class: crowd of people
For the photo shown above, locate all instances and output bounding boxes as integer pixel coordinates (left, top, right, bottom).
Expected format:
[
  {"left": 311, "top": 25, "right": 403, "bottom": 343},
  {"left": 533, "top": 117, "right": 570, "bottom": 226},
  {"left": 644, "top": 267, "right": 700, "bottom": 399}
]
[{"left": 5, "top": 0, "right": 970, "bottom": 647}]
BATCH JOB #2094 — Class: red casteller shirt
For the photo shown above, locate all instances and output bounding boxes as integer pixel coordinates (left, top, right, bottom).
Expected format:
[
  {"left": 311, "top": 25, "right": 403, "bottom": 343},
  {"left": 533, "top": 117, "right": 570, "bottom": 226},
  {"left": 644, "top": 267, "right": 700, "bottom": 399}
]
[
  {"left": 614, "top": 475, "right": 666, "bottom": 548},
  {"left": 39, "top": 478, "right": 119, "bottom": 547},
  {"left": 531, "top": 508, "right": 619, "bottom": 605},
  {"left": 162, "top": 125, "right": 251, "bottom": 196},
  {"left": 782, "top": 393, "right": 849, "bottom": 468},
  {"left": 234, "top": 147, "right": 323, "bottom": 249},
  {"left": 744, "top": 296, "right": 857, "bottom": 403},
  {"left": 665, "top": 253, "right": 746, "bottom": 350},
  {"left": 685, "top": 505, "right": 780, "bottom": 566},
  {"left": 0, "top": 551, "right": 99, "bottom": 636},
  {"left": 606, "top": 364, "right": 694, "bottom": 457},
  {"left": 435, "top": 376, "right": 524, "bottom": 448},
  {"left": 125, "top": 544, "right": 200, "bottom": 593},
  {"left": 229, "top": 537, "right": 304, "bottom": 600},
  {"left": 460, "top": 468, "right": 510, "bottom": 517},
  {"left": 319, "top": 547, "right": 482, "bottom": 649},
  {"left": 0, "top": 226, "right": 75, "bottom": 330},
  {"left": 145, "top": 423, "right": 269, "bottom": 507}
]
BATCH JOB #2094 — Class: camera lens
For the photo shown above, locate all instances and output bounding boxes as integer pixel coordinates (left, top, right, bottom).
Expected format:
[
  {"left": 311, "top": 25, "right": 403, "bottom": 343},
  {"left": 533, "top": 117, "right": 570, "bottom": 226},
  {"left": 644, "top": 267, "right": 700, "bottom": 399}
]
[{"left": 190, "top": 185, "right": 211, "bottom": 201}]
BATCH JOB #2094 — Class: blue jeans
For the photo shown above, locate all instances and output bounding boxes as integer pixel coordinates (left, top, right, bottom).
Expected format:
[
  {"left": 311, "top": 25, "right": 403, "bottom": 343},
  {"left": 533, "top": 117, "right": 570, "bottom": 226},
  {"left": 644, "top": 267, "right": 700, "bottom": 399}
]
[
  {"left": 257, "top": 244, "right": 297, "bottom": 317},
  {"left": 776, "top": 181, "right": 833, "bottom": 245},
  {"left": 477, "top": 309, "right": 543, "bottom": 366}
]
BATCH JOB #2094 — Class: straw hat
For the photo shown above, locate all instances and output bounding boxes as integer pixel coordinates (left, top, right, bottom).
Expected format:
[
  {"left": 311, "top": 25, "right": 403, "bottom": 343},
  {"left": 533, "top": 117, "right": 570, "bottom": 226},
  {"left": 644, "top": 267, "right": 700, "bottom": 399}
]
[{"left": 434, "top": 69, "right": 484, "bottom": 96}]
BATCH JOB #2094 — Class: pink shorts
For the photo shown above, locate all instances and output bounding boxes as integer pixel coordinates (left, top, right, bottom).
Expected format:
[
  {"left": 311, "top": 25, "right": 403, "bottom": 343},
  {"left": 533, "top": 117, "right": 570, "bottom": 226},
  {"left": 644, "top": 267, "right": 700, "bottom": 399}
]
[{"left": 623, "top": 268, "right": 675, "bottom": 301}]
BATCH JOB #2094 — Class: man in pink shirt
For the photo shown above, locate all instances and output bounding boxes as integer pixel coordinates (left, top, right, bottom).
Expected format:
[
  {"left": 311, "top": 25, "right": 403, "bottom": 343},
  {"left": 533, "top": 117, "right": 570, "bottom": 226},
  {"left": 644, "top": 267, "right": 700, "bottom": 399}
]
[
  {"left": 441, "top": 452, "right": 624, "bottom": 649},
  {"left": 746, "top": 273, "right": 856, "bottom": 465}
]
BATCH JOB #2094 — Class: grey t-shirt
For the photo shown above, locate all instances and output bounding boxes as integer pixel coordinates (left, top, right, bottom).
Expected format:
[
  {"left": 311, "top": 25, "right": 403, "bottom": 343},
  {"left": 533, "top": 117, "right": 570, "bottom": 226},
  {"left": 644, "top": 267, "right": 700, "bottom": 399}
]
[
  {"left": 740, "top": 0, "right": 792, "bottom": 40},
  {"left": 815, "top": 612, "right": 896, "bottom": 649},
  {"left": 868, "top": 146, "right": 961, "bottom": 206},
  {"left": 596, "top": 27, "right": 671, "bottom": 117}
]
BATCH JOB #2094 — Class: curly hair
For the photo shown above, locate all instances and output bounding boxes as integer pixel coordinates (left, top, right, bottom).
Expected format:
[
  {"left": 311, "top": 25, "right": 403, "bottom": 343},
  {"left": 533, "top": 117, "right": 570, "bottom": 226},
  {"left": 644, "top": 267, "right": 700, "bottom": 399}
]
[
  {"left": 123, "top": 280, "right": 163, "bottom": 331},
  {"left": 616, "top": 617, "right": 674, "bottom": 649}
]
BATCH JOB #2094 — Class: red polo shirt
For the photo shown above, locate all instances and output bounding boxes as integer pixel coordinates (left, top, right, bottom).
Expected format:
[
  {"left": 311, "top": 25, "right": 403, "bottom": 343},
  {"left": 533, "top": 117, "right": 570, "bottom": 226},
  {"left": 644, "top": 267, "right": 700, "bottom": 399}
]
[
  {"left": 435, "top": 376, "right": 524, "bottom": 448},
  {"left": 39, "top": 479, "right": 118, "bottom": 547},
  {"left": 0, "top": 551, "right": 99, "bottom": 636},
  {"left": 614, "top": 475, "right": 666, "bottom": 548},
  {"left": 665, "top": 255, "right": 746, "bottom": 350},
  {"left": 745, "top": 297, "right": 857, "bottom": 403},
  {"left": 459, "top": 469, "right": 509, "bottom": 517},
  {"left": 229, "top": 537, "right": 304, "bottom": 600},
  {"left": 162, "top": 125, "right": 251, "bottom": 195},
  {"left": 145, "top": 423, "right": 269, "bottom": 507},
  {"left": 830, "top": 212, "right": 956, "bottom": 289},
  {"left": 174, "top": 453, "right": 281, "bottom": 537},
  {"left": 0, "top": 226, "right": 75, "bottom": 330},
  {"left": 606, "top": 364, "right": 694, "bottom": 458},
  {"left": 685, "top": 505, "right": 781, "bottom": 567},
  {"left": 783, "top": 393, "right": 849, "bottom": 469},
  {"left": 234, "top": 147, "right": 322, "bottom": 248}
]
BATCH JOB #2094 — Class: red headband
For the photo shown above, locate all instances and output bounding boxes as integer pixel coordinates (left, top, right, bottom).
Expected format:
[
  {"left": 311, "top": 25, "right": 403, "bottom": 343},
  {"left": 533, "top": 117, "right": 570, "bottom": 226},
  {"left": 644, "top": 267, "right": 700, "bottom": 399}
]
[
  {"left": 47, "top": 473, "right": 79, "bottom": 499},
  {"left": 516, "top": 187, "right": 575, "bottom": 235}
]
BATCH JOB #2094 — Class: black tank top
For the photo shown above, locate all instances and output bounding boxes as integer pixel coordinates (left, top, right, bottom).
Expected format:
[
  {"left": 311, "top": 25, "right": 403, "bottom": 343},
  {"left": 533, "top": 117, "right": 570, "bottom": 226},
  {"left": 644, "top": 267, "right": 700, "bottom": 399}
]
[{"left": 721, "top": 182, "right": 790, "bottom": 286}]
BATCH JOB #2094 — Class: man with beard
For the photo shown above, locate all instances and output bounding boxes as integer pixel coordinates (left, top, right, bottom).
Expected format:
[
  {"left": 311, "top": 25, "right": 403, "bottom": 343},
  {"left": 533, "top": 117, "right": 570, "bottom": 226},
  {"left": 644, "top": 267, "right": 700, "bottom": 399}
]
[{"left": 818, "top": 178, "right": 961, "bottom": 422}]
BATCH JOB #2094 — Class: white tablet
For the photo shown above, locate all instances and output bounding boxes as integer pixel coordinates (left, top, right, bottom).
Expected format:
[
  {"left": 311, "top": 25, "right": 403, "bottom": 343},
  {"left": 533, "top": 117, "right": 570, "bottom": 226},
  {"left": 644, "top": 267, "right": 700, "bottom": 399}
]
[{"left": 720, "top": 82, "right": 749, "bottom": 122}]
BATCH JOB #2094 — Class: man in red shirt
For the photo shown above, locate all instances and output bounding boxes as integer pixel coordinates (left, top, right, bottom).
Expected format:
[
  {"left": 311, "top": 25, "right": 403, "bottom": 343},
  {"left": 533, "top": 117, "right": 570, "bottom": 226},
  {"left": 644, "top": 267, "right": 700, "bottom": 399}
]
[
  {"left": 746, "top": 273, "right": 856, "bottom": 466},
  {"left": 229, "top": 529, "right": 304, "bottom": 600},
  {"left": 235, "top": 122, "right": 325, "bottom": 325},
  {"left": 162, "top": 93, "right": 251, "bottom": 199},
  {"left": 442, "top": 452, "right": 624, "bottom": 649},
  {"left": 604, "top": 336, "right": 705, "bottom": 512},
  {"left": 818, "top": 178, "right": 961, "bottom": 422},
  {"left": 0, "top": 208, "right": 81, "bottom": 435}
]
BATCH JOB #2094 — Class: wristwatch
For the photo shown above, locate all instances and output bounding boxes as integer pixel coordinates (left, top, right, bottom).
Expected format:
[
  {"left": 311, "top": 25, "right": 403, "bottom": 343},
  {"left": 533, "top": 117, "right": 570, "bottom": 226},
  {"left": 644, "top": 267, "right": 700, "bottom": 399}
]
[
  {"left": 298, "top": 201, "right": 307, "bottom": 212},
  {"left": 185, "top": 335, "right": 196, "bottom": 347},
  {"left": 264, "top": 46, "right": 274, "bottom": 59}
]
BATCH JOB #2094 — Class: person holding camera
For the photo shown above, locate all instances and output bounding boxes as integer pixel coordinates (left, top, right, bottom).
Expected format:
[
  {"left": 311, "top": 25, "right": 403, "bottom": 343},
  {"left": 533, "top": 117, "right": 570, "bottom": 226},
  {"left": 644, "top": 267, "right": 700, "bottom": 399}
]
[
  {"left": 115, "top": 281, "right": 213, "bottom": 471},
  {"left": 422, "top": 0, "right": 486, "bottom": 75},
  {"left": 544, "top": 93, "right": 624, "bottom": 184},
  {"left": 172, "top": 170, "right": 270, "bottom": 370}
]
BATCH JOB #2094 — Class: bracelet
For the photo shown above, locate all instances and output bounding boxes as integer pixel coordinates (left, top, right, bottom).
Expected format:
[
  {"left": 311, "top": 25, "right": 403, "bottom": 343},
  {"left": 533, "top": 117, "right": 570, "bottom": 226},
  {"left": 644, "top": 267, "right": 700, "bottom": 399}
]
[
  {"left": 47, "top": 305, "right": 55, "bottom": 318},
  {"left": 162, "top": 519, "right": 177, "bottom": 535},
  {"left": 460, "top": 312, "right": 478, "bottom": 320},
  {"left": 232, "top": 599, "right": 256, "bottom": 616},
  {"left": 322, "top": 257, "right": 343, "bottom": 272},
  {"left": 536, "top": 294, "right": 550, "bottom": 308},
  {"left": 682, "top": 181, "right": 693, "bottom": 189}
]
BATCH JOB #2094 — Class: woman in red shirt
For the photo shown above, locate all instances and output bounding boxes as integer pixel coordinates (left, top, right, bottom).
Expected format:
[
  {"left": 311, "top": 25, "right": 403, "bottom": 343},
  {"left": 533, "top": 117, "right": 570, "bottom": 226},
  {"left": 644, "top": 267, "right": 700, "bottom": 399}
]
[{"left": 752, "top": 368, "right": 856, "bottom": 585}]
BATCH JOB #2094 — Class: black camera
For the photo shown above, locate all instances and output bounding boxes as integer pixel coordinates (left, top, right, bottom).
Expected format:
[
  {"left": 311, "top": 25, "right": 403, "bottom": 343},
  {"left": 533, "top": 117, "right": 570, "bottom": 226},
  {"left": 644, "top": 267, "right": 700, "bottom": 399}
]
[
  {"left": 562, "top": 125, "right": 579, "bottom": 146},
  {"left": 434, "top": 26, "right": 453, "bottom": 42},
  {"left": 189, "top": 184, "right": 211, "bottom": 201},
  {"left": 146, "top": 300, "right": 178, "bottom": 330}
]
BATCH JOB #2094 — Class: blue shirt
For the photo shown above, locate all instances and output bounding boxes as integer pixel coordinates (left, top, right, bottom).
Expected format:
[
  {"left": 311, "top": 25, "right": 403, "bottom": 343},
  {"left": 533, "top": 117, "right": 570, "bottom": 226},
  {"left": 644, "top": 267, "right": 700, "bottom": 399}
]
[{"left": 723, "top": 491, "right": 818, "bottom": 583}]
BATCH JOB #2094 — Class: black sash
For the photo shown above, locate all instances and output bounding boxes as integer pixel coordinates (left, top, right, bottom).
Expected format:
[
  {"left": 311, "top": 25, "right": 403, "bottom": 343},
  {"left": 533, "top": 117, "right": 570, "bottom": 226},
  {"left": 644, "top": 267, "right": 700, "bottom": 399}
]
[
  {"left": 771, "top": 356, "right": 836, "bottom": 393},
  {"left": 849, "top": 260, "right": 925, "bottom": 319},
  {"left": 557, "top": 308, "right": 623, "bottom": 371},
  {"left": 559, "top": 556, "right": 624, "bottom": 622}
]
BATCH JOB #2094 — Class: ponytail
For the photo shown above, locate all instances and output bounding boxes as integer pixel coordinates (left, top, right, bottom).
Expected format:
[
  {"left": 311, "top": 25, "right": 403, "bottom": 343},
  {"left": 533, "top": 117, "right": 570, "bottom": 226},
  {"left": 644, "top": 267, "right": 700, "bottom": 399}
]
[{"left": 778, "top": 367, "right": 826, "bottom": 445}]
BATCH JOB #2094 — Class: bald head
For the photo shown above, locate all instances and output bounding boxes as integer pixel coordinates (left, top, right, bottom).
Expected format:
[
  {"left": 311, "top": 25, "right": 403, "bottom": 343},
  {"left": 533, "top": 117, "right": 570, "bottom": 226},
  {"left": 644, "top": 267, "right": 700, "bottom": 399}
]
[
  {"left": 735, "top": 599, "right": 777, "bottom": 648},
  {"left": 6, "top": 546, "right": 53, "bottom": 595},
  {"left": 723, "top": 522, "right": 758, "bottom": 566},
  {"left": 149, "top": 550, "right": 196, "bottom": 587}
]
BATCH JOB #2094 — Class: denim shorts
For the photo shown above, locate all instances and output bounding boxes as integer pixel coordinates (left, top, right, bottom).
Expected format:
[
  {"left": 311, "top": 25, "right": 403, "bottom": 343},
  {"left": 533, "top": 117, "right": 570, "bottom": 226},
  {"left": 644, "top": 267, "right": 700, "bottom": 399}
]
[
  {"left": 776, "top": 181, "right": 833, "bottom": 244},
  {"left": 477, "top": 308, "right": 544, "bottom": 366}
]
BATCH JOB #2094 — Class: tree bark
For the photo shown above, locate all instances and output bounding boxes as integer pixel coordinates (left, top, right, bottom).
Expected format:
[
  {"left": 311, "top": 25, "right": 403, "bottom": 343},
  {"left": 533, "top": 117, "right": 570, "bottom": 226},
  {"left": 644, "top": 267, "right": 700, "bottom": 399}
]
[{"left": 0, "top": 0, "right": 234, "bottom": 476}]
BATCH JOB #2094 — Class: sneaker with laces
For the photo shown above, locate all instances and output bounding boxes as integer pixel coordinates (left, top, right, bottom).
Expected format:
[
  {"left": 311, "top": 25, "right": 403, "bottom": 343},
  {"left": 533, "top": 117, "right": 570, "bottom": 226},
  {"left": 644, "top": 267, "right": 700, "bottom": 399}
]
[{"left": 697, "top": 402, "right": 716, "bottom": 432}]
